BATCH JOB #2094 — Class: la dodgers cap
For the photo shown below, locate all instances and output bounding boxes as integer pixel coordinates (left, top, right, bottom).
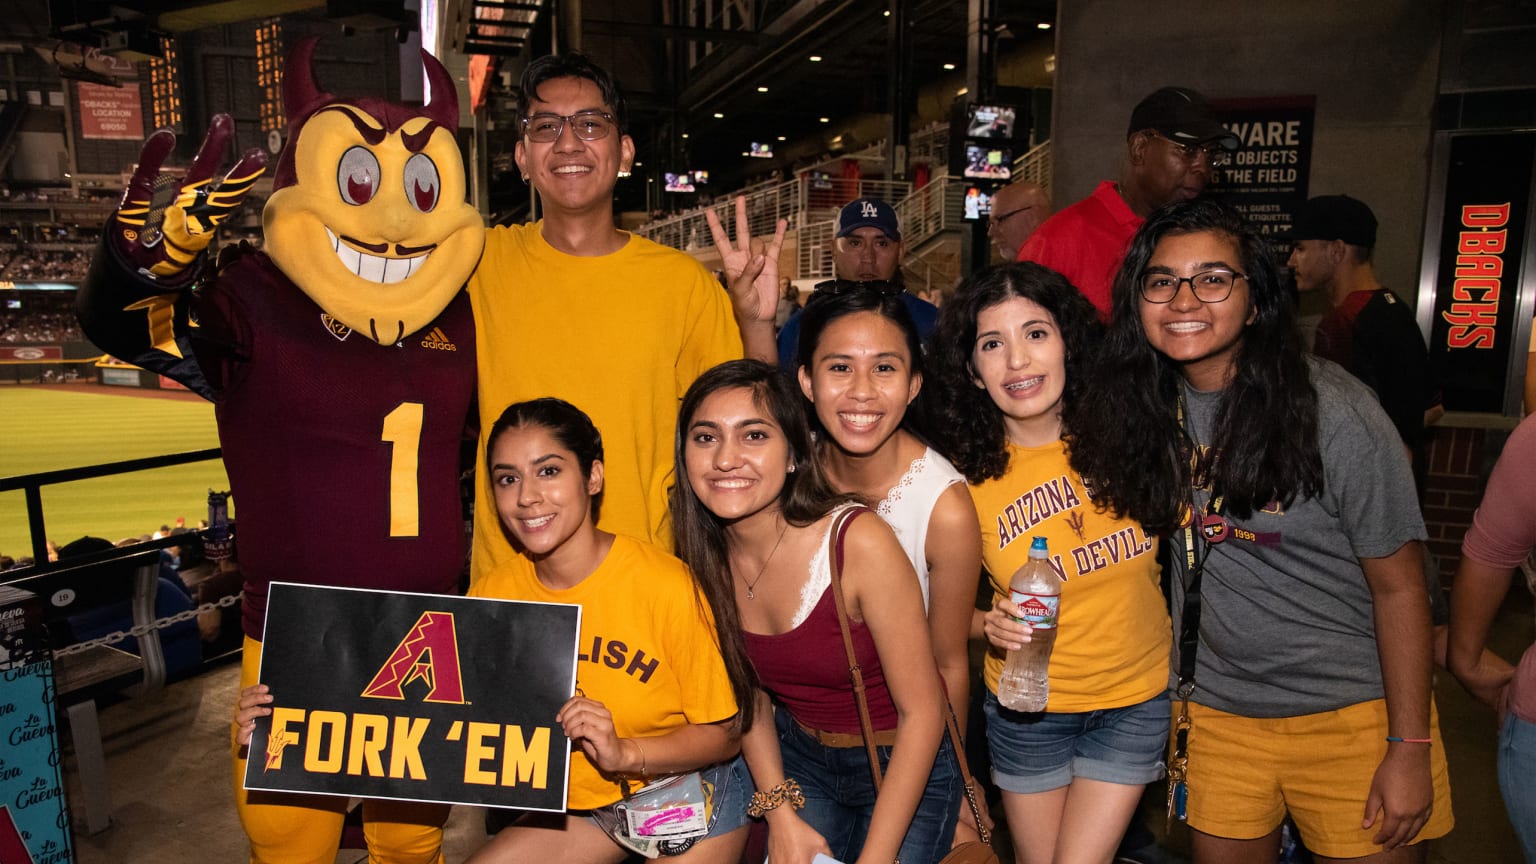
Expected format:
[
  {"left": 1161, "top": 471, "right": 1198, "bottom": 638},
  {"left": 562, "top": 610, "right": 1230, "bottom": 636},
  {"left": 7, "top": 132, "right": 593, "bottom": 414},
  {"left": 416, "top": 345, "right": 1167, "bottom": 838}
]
[
  {"left": 836, "top": 197, "right": 901, "bottom": 240},
  {"left": 1293, "top": 195, "right": 1378, "bottom": 248},
  {"left": 1128, "top": 86, "right": 1240, "bottom": 152}
]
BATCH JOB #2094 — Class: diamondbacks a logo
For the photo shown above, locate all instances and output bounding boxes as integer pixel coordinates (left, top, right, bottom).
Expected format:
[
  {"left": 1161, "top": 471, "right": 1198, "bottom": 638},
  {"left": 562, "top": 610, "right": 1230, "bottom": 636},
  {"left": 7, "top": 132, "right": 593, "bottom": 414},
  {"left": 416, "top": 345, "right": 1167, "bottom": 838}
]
[
  {"left": 321, "top": 313, "right": 352, "bottom": 341},
  {"left": 420, "top": 326, "right": 457, "bottom": 351},
  {"left": 362, "top": 611, "right": 468, "bottom": 704},
  {"left": 861, "top": 201, "right": 879, "bottom": 218}
]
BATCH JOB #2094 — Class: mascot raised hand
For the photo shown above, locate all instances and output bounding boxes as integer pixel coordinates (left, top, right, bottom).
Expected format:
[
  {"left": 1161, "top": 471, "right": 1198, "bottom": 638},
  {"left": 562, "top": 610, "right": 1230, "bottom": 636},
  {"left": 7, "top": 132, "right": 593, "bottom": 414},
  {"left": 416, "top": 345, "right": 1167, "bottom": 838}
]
[{"left": 76, "top": 38, "right": 482, "bottom": 864}]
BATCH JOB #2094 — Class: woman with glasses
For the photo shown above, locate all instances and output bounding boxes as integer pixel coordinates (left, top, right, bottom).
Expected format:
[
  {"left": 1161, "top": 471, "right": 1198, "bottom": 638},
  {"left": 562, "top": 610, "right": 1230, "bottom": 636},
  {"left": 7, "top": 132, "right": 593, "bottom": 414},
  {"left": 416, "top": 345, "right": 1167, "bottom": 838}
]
[
  {"left": 793, "top": 281, "right": 982, "bottom": 842},
  {"left": 671, "top": 360, "right": 957, "bottom": 864},
  {"left": 1068, "top": 199, "right": 1453, "bottom": 863},
  {"left": 927, "top": 263, "right": 1171, "bottom": 864}
]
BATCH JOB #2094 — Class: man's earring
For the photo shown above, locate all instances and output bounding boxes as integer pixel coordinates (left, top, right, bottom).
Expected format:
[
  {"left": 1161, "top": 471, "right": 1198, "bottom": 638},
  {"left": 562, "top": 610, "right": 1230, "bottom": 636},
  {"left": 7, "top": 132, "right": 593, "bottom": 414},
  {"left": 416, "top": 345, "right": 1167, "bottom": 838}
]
[{"left": 617, "top": 168, "right": 632, "bottom": 179}]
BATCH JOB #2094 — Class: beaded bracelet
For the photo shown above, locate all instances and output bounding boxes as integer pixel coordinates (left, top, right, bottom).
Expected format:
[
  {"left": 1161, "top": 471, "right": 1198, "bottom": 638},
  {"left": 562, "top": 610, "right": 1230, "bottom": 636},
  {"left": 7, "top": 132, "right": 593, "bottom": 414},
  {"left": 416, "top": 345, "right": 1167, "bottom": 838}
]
[
  {"left": 1386, "top": 736, "right": 1432, "bottom": 744},
  {"left": 747, "top": 778, "right": 805, "bottom": 817}
]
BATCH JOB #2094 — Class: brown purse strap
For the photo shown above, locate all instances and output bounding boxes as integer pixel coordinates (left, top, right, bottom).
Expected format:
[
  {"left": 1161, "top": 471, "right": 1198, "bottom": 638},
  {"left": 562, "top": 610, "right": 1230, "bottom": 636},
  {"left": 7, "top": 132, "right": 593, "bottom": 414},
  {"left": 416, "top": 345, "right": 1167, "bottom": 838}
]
[
  {"left": 829, "top": 506, "right": 993, "bottom": 846},
  {"left": 943, "top": 702, "right": 991, "bottom": 844},
  {"left": 826, "top": 506, "right": 885, "bottom": 791}
]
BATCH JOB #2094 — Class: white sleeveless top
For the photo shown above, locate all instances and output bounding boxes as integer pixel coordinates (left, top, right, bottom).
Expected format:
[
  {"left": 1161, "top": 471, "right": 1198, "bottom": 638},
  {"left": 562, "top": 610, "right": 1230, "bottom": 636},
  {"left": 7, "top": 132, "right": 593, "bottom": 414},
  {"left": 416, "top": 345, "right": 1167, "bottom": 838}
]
[{"left": 875, "top": 447, "right": 965, "bottom": 610}]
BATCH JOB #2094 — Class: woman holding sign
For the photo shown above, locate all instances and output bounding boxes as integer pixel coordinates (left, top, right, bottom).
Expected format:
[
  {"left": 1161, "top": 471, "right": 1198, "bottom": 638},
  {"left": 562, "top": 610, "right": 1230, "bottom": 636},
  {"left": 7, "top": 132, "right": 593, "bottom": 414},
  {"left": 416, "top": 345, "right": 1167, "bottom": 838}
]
[{"left": 239, "top": 397, "right": 750, "bottom": 863}]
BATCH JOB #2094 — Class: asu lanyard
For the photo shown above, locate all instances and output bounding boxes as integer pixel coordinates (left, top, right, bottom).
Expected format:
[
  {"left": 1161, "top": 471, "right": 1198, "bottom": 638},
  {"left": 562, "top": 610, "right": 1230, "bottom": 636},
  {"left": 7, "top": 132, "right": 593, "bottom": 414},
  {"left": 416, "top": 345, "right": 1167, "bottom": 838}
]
[{"left": 1168, "top": 392, "right": 1223, "bottom": 828}]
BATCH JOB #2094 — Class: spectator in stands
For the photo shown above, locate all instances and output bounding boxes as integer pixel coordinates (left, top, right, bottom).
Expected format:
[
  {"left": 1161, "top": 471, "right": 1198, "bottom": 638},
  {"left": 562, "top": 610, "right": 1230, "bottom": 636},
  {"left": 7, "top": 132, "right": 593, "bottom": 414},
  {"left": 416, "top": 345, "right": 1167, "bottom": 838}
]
[
  {"left": 773, "top": 276, "right": 800, "bottom": 330},
  {"left": 0, "top": 290, "right": 86, "bottom": 343},
  {"left": 988, "top": 181, "right": 1051, "bottom": 262},
  {"left": 1288, "top": 194, "right": 1441, "bottom": 475},
  {"left": 773, "top": 197, "right": 940, "bottom": 370},
  {"left": 468, "top": 52, "right": 761, "bottom": 576},
  {"left": 1019, "top": 86, "right": 1238, "bottom": 316}
]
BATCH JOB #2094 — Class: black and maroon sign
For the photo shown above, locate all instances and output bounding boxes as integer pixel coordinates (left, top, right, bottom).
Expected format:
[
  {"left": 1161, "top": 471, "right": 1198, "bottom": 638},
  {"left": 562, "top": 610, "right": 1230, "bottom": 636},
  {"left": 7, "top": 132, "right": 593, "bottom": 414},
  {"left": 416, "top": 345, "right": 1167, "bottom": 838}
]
[
  {"left": 244, "top": 583, "right": 580, "bottom": 811},
  {"left": 1425, "top": 132, "right": 1535, "bottom": 415},
  {"left": 1208, "top": 96, "right": 1316, "bottom": 238}
]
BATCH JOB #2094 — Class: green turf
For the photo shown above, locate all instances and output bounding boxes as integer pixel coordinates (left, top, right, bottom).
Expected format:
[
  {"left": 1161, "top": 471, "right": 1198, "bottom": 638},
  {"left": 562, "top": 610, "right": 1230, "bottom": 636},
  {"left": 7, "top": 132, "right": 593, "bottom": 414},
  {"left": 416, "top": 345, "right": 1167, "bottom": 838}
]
[{"left": 0, "top": 386, "right": 231, "bottom": 561}]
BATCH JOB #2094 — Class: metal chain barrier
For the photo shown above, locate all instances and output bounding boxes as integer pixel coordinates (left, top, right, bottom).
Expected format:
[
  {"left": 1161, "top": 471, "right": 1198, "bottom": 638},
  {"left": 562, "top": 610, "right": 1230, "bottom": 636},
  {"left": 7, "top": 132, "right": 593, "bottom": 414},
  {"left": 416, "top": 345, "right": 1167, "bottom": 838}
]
[{"left": 51, "top": 591, "right": 243, "bottom": 657}]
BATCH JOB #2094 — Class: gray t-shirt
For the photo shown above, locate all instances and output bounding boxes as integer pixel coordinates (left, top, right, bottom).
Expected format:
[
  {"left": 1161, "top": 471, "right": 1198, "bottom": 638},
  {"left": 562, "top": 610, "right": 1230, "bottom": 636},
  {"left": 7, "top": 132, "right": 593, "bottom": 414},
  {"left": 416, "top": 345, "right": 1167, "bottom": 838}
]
[{"left": 1170, "top": 357, "right": 1427, "bottom": 717}]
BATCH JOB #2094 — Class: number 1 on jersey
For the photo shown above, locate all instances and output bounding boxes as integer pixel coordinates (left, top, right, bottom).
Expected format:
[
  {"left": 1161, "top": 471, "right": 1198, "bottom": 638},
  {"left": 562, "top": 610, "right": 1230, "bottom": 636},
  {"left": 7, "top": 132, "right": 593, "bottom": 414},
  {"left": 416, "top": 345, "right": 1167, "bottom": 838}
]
[{"left": 382, "top": 402, "right": 424, "bottom": 537}]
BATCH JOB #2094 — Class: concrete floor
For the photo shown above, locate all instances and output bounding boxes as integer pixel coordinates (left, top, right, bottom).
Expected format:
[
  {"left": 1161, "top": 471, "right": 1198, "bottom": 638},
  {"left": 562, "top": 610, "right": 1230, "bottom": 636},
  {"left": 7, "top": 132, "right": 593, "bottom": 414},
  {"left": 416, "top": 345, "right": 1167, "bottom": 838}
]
[{"left": 61, "top": 586, "right": 1532, "bottom": 864}]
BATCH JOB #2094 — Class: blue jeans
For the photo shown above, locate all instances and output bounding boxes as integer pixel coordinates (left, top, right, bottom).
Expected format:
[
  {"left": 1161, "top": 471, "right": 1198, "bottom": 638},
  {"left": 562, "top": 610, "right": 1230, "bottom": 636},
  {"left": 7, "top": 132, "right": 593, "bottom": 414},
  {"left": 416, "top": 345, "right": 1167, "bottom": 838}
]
[
  {"left": 774, "top": 707, "right": 960, "bottom": 864},
  {"left": 1500, "top": 714, "right": 1536, "bottom": 863}
]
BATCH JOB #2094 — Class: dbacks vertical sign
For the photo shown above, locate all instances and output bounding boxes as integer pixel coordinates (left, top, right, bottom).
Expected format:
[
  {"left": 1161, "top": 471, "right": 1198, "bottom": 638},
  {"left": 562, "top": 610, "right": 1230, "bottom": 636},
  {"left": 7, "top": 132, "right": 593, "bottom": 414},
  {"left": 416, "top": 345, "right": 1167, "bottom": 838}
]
[
  {"left": 1426, "top": 132, "right": 1536, "bottom": 414},
  {"left": 244, "top": 583, "right": 580, "bottom": 810}
]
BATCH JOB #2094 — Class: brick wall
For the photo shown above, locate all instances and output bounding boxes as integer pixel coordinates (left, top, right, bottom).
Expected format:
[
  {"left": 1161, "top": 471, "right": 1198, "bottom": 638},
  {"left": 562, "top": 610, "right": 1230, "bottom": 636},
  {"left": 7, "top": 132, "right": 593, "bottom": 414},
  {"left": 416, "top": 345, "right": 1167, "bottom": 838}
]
[{"left": 1422, "top": 425, "right": 1496, "bottom": 581}]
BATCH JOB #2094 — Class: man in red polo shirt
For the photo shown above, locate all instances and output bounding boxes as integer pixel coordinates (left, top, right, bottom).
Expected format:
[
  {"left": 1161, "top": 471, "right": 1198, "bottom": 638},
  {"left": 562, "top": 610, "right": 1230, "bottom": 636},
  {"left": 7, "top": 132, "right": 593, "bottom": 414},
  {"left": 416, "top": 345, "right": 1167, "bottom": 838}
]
[{"left": 1019, "top": 86, "right": 1238, "bottom": 316}]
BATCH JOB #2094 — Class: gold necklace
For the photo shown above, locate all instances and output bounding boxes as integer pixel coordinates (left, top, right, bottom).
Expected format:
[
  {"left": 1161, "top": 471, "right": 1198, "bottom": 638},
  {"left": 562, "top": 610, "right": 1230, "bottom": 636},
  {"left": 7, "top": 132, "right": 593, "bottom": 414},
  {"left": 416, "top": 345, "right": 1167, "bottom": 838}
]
[{"left": 741, "top": 520, "right": 789, "bottom": 600}]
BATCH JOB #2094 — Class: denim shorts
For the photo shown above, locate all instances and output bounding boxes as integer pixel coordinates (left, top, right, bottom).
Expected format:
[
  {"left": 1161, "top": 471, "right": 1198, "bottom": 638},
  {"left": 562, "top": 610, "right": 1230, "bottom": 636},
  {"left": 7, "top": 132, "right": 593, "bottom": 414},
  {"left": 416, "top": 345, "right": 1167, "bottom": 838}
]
[
  {"left": 983, "top": 690, "right": 1169, "bottom": 794},
  {"left": 774, "top": 707, "right": 960, "bottom": 864}
]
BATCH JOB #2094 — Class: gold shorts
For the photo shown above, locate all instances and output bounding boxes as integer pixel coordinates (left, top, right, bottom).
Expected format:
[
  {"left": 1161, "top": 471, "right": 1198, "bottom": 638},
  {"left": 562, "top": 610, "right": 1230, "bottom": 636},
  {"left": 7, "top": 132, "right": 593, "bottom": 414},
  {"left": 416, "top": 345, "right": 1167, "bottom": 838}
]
[{"left": 1180, "top": 697, "right": 1453, "bottom": 858}]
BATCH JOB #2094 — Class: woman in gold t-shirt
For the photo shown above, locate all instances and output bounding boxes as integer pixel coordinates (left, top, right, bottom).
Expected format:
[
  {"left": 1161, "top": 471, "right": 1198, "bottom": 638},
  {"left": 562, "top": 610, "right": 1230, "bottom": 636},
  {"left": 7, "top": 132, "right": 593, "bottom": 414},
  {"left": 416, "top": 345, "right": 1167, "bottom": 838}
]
[{"left": 929, "top": 263, "right": 1172, "bottom": 864}]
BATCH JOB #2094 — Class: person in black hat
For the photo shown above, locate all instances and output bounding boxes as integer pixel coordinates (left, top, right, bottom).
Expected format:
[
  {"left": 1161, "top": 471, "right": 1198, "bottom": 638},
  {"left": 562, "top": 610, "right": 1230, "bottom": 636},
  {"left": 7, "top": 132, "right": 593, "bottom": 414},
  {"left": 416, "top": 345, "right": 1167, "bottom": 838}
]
[
  {"left": 1289, "top": 194, "right": 1441, "bottom": 471},
  {"left": 1019, "top": 86, "right": 1239, "bottom": 317}
]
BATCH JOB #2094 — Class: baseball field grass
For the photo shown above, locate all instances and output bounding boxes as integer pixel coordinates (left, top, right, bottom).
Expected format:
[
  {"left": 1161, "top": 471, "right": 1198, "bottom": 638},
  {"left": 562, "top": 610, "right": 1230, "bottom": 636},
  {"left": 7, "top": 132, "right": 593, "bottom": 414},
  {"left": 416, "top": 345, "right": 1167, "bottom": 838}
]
[{"left": 0, "top": 384, "right": 229, "bottom": 561}]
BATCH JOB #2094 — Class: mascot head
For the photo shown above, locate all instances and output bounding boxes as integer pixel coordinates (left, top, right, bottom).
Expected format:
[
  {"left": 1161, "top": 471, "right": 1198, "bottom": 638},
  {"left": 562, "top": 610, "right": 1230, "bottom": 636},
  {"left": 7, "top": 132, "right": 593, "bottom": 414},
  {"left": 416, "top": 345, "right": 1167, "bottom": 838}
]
[{"left": 263, "top": 38, "right": 484, "bottom": 345}]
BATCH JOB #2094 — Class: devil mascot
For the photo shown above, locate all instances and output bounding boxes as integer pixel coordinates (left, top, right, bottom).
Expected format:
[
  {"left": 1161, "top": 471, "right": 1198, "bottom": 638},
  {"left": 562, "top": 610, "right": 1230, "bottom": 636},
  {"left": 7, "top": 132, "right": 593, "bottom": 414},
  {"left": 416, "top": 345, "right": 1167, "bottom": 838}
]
[{"left": 76, "top": 38, "right": 483, "bottom": 863}]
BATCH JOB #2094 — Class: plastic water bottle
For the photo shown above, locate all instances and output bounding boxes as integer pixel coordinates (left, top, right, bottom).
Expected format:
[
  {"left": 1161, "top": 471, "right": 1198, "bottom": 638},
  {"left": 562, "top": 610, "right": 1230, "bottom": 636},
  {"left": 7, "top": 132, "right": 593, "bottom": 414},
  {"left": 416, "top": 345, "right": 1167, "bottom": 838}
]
[{"left": 996, "top": 537, "right": 1061, "bottom": 712}]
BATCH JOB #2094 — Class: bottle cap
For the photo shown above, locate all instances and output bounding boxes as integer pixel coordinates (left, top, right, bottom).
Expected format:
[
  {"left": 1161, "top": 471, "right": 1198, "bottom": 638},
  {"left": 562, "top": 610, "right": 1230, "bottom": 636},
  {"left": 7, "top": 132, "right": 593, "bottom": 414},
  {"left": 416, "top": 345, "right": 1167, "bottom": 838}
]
[{"left": 1029, "top": 536, "right": 1048, "bottom": 556}]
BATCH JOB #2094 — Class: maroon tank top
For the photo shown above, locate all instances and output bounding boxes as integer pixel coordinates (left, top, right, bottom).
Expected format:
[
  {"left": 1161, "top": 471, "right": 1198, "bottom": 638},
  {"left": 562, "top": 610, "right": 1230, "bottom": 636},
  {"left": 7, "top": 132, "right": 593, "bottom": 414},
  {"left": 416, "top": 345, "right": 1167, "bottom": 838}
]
[{"left": 742, "top": 511, "right": 898, "bottom": 734}]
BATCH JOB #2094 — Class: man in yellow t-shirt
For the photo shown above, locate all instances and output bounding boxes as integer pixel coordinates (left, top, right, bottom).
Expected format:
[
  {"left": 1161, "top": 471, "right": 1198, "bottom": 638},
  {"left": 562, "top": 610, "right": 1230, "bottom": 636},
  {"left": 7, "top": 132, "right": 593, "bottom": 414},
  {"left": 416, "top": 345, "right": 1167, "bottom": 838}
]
[{"left": 469, "top": 54, "right": 765, "bottom": 580}]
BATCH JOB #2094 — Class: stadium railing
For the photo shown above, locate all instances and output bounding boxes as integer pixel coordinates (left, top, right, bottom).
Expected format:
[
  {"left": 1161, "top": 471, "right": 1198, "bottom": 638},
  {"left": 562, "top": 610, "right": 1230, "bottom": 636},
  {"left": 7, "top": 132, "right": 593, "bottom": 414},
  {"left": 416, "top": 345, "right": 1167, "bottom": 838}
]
[{"left": 0, "top": 447, "right": 221, "bottom": 567}]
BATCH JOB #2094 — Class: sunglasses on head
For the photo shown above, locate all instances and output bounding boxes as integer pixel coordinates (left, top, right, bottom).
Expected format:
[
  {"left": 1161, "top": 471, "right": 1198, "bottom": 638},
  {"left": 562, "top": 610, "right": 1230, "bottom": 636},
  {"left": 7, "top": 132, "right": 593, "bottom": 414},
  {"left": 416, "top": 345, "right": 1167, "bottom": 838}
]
[{"left": 812, "top": 279, "right": 905, "bottom": 297}]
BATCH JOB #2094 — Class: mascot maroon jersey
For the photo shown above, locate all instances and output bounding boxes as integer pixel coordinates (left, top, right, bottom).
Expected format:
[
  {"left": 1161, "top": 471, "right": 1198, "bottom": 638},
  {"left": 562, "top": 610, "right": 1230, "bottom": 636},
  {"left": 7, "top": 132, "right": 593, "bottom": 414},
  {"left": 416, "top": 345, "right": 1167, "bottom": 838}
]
[{"left": 199, "top": 252, "right": 475, "bottom": 638}]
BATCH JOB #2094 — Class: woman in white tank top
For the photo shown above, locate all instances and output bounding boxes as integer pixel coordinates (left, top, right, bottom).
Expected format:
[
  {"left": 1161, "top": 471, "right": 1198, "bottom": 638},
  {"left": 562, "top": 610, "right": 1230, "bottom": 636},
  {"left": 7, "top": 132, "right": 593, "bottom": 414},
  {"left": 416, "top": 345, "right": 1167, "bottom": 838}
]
[{"left": 792, "top": 281, "right": 984, "bottom": 838}]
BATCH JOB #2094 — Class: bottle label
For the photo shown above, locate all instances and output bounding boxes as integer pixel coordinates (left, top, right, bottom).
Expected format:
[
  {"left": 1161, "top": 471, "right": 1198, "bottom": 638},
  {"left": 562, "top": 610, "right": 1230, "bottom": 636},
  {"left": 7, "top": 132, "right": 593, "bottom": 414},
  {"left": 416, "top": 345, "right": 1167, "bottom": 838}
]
[{"left": 1010, "top": 590, "right": 1059, "bottom": 629}]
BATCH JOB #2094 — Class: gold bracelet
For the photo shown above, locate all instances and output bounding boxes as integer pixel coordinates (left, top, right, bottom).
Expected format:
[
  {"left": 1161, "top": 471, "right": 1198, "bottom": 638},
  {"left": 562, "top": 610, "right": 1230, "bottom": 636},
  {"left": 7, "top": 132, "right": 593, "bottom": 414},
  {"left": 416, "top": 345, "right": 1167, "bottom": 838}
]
[
  {"left": 747, "top": 778, "right": 805, "bottom": 817},
  {"left": 632, "top": 738, "right": 647, "bottom": 776}
]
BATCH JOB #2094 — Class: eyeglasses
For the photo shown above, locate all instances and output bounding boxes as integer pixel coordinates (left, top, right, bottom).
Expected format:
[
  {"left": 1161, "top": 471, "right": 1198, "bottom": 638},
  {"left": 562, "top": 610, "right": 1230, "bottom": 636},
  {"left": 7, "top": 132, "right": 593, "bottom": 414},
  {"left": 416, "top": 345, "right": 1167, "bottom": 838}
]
[
  {"left": 520, "top": 111, "right": 617, "bottom": 143},
  {"left": 1152, "top": 132, "right": 1231, "bottom": 168},
  {"left": 988, "top": 206, "right": 1034, "bottom": 230},
  {"left": 1138, "top": 268, "right": 1247, "bottom": 304},
  {"left": 812, "top": 279, "right": 905, "bottom": 297}
]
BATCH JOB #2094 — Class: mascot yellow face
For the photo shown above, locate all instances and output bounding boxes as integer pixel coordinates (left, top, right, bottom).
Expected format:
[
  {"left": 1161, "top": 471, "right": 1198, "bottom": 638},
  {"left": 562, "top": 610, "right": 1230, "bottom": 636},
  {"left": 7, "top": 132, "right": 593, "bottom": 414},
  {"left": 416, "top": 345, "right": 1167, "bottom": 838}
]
[{"left": 263, "top": 39, "right": 483, "bottom": 345}]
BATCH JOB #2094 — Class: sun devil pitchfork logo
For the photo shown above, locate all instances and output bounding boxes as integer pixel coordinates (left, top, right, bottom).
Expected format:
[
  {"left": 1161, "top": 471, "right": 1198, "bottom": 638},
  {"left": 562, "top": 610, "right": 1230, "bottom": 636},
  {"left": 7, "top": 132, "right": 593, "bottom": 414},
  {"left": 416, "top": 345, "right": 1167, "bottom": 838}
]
[{"left": 361, "top": 611, "right": 469, "bottom": 704}]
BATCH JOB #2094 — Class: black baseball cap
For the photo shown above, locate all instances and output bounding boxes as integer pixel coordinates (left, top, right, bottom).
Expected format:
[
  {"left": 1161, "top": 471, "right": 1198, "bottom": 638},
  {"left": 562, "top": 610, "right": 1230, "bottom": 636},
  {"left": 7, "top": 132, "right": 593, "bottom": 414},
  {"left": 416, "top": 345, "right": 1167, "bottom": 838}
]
[
  {"left": 1293, "top": 195, "right": 1377, "bottom": 248},
  {"left": 1128, "top": 87, "right": 1239, "bottom": 152}
]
